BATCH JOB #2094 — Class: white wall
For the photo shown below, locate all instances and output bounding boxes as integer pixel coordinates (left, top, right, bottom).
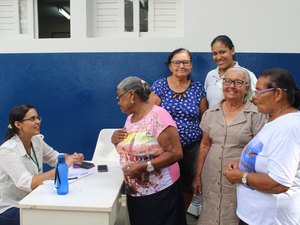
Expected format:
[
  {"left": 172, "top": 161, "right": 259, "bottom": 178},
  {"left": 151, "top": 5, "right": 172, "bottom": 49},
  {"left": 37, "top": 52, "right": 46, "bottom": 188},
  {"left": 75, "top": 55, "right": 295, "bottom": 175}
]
[
  {"left": 189, "top": 0, "right": 300, "bottom": 53},
  {"left": 0, "top": 0, "right": 299, "bottom": 53}
]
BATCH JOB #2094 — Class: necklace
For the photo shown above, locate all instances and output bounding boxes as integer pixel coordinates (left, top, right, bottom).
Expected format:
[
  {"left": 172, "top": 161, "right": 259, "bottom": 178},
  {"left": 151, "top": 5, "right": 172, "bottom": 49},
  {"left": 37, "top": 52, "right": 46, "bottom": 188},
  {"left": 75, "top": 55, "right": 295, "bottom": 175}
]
[
  {"left": 167, "top": 77, "right": 190, "bottom": 101},
  {"left": 25, "top": 143, "right": 41, "bottom": 172},
  {"left": 172, "top": 91, "right": 187, "bottom": 101}
]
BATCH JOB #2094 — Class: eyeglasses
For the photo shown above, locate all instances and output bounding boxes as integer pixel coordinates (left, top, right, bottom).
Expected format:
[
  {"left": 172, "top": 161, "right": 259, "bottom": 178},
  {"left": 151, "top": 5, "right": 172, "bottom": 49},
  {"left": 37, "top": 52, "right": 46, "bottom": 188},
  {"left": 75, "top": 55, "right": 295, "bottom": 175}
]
[
  {"left": 253, "top": 87, "right": 287, "bottom": 96},
  {"left": 222, "top": 78, "right": 249, "bottom": 88},
  {"left": 22, "top": 115, "right": 42, "bottom": 122},
  {"left": 116, "top": 91, "right": 129, "bottom": 102},
  {"left": 170, "top": 60, "right": 191, "bottom": 67}
]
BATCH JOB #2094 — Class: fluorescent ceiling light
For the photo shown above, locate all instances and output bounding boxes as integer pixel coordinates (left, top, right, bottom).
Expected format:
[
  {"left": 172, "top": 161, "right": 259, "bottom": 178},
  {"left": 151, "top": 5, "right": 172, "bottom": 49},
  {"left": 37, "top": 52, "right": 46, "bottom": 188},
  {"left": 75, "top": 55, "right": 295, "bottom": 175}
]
[{"left": 58, "top": 7, "right": 70, "bottom": 20}]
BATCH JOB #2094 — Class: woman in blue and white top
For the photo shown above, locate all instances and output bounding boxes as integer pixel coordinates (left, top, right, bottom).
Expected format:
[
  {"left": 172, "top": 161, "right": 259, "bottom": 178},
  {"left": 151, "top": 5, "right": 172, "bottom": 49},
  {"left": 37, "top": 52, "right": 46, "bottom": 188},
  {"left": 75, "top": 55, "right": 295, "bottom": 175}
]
[{"left": 150, "top": 48, "right": 208, "bottom": 210}]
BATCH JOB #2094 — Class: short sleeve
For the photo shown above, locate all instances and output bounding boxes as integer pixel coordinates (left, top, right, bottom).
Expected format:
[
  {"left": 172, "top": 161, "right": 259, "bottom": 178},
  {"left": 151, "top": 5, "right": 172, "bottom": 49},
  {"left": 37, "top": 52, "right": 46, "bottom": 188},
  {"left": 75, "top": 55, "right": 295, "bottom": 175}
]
[
  {"left": 267, "top": 138, "right": 300, "bottom": 187},
  {"left": 204, "top": 72, "right": 209, "bottom": 91},
  {"left": 200, "top": 109, "right": 211, "bottom": 134},
  {"left": 152, "top": 105, "right": 177, "bottom": 138},
  {"left": 194, "top": 80, "right": 207, "bottom": 101},
  {"left": 151, "top": 78, "right": 167, "bottom": 99},
  {"left": 248, "top": 70, "right": 257, "bottom": 93}
]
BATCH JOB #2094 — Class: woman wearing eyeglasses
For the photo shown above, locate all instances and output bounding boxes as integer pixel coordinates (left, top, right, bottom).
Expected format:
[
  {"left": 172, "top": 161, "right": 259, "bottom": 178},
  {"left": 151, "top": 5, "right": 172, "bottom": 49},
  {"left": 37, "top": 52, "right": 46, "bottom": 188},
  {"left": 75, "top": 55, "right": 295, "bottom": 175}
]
[
  {"left": 224, "top": 68, "right": 300, "bottom": 225},
  {"left": 111, "top": 77, "right": 187, "bottom": 225},
  {"left": 192, "top": 67, "right": 266, "bottom": 225},
  {"left": 205, "top": 35, "right": 257, "bottom": 108},
  {"left": 150, "top": 48, "right": 208, "bottom": 210},
  {"left": 0, "top": 104, "right": 84, "bottom": 225}
]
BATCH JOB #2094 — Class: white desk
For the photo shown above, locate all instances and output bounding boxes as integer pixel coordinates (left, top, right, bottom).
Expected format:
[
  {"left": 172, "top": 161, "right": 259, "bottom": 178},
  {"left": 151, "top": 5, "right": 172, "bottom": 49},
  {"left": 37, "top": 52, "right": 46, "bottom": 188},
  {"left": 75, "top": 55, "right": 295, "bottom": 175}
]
[{"left": 18, "top": 162, "right": 124, "bottom": 225}]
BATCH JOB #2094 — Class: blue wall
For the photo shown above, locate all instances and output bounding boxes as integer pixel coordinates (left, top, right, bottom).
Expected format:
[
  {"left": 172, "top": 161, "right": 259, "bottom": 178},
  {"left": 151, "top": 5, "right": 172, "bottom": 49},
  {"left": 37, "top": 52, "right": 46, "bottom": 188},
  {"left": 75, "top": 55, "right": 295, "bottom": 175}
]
[{"left": 0, "top": 52, "right": 300, "bottom": 161}]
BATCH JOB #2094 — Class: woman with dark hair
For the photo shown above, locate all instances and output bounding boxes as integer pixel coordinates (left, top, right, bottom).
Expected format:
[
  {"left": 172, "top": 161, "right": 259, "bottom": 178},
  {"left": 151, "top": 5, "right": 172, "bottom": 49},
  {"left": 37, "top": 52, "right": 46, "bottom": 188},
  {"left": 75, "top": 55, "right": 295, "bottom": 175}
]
[
  {"left": 205, "top": 35, "right": 257, "bottom": 108},
  {"left": 150, "top": 48, "right": 208, "bottom": 210},
  {"left": 0, "top": 104, "right": 84, "bottom": 225},
  {"left": 111, "top": 77, "right": 187, "bottom": 225},
  {"left": 224, "top": 68, "right": 300, "bottom": 225}
]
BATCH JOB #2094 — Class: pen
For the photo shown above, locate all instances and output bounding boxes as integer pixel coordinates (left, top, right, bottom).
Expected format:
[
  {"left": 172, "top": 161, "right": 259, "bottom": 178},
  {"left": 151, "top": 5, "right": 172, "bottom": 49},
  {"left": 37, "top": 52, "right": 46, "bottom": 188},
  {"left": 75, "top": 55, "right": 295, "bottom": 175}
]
[{"left": 68, "top": 177, "right": 78, "bottom": 180}]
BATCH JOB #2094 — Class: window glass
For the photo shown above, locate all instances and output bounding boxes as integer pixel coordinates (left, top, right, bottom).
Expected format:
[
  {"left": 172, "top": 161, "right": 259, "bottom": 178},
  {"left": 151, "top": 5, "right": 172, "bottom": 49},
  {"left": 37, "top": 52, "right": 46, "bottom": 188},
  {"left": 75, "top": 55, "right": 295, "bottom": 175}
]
[
  {"left": 95, "top": 0, "right": 180, "bottom": 38},
  {"left": 139, "top": 0, "right": 148, "bottom": 32},
  {"left": 38, "top": 0, "right": 70, "bottom": 38},
  {"left": 124, "top": 0, "right": 148, "bottom": 32},
  {"left": 124, "top": 0, "right": 133, "bottom": 32}
]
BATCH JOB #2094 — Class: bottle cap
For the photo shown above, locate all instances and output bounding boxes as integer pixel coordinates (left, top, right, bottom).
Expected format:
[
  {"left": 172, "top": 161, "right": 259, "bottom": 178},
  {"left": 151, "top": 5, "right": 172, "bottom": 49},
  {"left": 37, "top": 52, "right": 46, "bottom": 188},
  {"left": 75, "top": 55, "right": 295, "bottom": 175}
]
[{"left": 58, "top": 154, "right": 65, "bottom": 163}]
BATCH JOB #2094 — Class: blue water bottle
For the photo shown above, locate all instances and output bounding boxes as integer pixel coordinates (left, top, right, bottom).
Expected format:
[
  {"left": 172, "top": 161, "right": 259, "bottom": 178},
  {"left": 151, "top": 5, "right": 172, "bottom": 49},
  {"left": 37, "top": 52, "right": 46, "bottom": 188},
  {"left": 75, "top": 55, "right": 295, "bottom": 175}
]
[{"left": 55, "top": 154, "right": 69, "bottom": 195}]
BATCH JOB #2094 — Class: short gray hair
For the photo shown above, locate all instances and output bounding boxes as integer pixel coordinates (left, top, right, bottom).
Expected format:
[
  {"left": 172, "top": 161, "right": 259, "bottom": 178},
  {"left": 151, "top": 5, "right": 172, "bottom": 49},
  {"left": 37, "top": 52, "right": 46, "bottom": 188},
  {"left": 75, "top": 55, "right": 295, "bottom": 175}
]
[
  {"left": 117, "top": 76, "right": 151, "bottom": 101},
  {"left": 225, "top": 67, "right": 254, "bottom": 102}
]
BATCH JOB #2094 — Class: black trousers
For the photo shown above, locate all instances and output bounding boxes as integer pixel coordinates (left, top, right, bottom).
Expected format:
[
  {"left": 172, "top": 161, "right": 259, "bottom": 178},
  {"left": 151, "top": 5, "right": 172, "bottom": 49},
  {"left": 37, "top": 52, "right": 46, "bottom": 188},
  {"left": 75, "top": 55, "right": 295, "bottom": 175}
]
[{"left": 127, "top": 180, "right": 187, "bottom": 225}]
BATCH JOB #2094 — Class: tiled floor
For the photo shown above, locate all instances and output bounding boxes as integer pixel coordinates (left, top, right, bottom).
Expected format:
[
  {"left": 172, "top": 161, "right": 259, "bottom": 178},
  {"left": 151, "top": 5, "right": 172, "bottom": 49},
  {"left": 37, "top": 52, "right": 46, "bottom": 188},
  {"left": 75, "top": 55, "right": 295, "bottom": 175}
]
[{"left": 115, "top": 206, "right": 198, "bottom": 225}]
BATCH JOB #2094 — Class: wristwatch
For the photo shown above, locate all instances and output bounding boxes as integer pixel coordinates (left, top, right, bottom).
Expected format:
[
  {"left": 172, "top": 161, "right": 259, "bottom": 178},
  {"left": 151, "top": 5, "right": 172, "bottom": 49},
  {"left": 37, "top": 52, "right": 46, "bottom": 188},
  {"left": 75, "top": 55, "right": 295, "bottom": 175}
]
[
  {"left": 242, "top": 172, "right": 249, "bottom": 185},
  {"left": 146, "top": 160, "right": 154, "bottom": 172}
]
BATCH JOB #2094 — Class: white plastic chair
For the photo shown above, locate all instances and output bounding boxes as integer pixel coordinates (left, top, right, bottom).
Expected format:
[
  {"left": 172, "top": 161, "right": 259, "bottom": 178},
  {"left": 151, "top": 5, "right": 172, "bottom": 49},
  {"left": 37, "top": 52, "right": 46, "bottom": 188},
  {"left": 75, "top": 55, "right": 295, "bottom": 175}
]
[
  {"left": 92, "top": 128, "right": 120, "bottom": 163},
  {"left": 92, "top": 128, "right": 130, "bottom": 224}
]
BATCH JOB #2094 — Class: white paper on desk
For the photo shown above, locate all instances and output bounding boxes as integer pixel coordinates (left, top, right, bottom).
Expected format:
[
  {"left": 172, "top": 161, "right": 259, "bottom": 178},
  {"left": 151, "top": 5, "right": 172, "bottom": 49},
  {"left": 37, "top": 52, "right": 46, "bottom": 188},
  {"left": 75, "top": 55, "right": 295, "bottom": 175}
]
[{"left": 68, "top": 167, "right": 94, "bottom": 183}]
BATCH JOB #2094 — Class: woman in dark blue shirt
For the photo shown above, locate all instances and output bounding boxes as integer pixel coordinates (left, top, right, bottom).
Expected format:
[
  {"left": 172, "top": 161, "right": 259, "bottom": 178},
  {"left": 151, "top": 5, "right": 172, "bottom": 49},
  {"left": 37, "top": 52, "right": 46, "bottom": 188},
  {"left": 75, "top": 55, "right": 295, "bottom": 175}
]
[{"left": 151, "top": 48, "right": 208, "bottom": 210}]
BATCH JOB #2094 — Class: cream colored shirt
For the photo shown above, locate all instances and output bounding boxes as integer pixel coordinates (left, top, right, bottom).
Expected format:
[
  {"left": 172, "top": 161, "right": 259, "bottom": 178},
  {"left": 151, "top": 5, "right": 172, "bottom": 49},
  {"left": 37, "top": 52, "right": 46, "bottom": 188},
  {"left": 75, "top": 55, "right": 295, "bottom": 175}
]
[{"left": 0, "top": 134, "right": 59, "bottom": 213}]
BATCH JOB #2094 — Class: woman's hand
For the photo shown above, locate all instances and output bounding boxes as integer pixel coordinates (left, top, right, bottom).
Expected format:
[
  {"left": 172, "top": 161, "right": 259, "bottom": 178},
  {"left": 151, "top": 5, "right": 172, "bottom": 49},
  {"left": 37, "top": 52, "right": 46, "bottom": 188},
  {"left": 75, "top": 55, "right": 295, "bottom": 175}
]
[
  {"left": 65, "top": 152, "right": 84, "bottom": 167},
  {"left": 192, "top": 132, "right": 212, "bottom": 195},
  {"left": 111, "top": 129, "right": 128, "bottom": 146},
  {"left": 223, "top": 160, "right": 242, "bottom": 184},
  {"left": 122, "top": 162, "right": 145, "bottom": 179},
  {"left": 223, "top": 167, "right": 243, "bottom": 184},
  {"left": 225, "top": 160, "right": 239, "bottom": 171},
  {"left": 192, "top": 176, "right": 202, "bottom": 194},
  {"left": 224, "top": 165, "right": 290, "bottom": 194}
]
